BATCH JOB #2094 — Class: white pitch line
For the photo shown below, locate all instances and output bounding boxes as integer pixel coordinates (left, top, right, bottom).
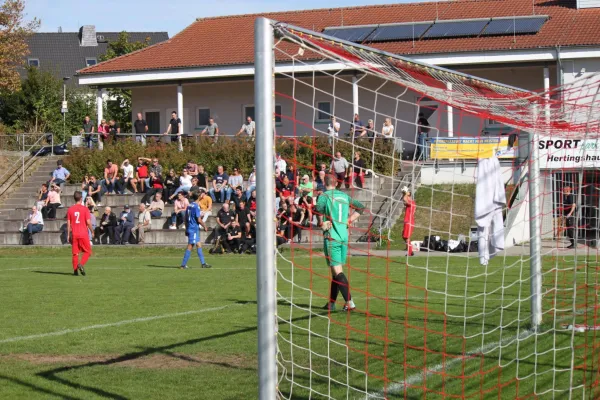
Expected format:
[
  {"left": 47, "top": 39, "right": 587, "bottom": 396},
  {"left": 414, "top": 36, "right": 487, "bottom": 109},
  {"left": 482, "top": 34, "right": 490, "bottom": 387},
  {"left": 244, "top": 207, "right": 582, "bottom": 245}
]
[{"left": 0, "top": 304, "right": 241, "bottom": 345}]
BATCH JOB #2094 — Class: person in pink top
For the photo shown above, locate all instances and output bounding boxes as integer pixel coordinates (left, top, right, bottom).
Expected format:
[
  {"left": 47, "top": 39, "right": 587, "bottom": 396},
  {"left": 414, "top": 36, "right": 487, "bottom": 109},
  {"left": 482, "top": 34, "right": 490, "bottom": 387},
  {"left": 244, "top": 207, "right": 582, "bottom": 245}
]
[
  {"left": 97, "top": 119, "right": 109, "bottom": 150},
  {"left": 169, "top": 192, "right": 189, "bottom": 229},
  {"left": 42, "top": 184, "right": 62, "bottom": 219}
]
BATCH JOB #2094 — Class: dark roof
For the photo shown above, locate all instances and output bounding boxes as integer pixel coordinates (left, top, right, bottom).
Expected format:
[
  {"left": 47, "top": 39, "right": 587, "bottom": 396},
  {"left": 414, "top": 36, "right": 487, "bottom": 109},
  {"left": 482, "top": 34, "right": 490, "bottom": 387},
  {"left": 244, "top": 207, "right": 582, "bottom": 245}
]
[
  {"left": 79, "top": 0, "right": 600, "bottom": 76},
  {"left": 25, "top": 31, "right": 169, "bottom": 84}
]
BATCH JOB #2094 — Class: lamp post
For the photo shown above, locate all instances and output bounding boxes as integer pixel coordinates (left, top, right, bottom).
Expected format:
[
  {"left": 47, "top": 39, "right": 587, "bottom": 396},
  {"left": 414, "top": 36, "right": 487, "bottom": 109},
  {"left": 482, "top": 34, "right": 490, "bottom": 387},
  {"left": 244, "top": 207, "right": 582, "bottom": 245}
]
[{"left": 61, "top": 77, "right": 70, "bottom": 144}]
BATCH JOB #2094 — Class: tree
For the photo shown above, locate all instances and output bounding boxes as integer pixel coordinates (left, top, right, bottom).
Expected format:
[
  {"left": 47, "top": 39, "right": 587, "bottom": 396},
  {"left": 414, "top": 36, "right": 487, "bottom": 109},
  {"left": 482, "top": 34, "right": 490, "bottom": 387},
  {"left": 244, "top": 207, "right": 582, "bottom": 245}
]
[
  {"left": 100, "top": 32, "right": 149, "bottom": 132},
  {"left": 0, "top": 0, "right": 40, "bottom": 93}
]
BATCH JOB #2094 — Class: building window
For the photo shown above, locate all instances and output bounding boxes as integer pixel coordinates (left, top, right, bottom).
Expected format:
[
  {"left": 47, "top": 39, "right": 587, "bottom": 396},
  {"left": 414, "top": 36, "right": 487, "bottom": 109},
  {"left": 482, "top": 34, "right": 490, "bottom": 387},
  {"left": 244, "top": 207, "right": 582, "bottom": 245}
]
[
  {"left": 144, "top": 111, "right": 161, "bottom": 134},
  {"left": 197, "top": 108, "right": 211, "bottom": 127},
  {"left": 244, "top": 104, "right": 282, "bottom": 125},
  {"left": 27, "top": 58, "right": 40, "bottom": 68},
  {"left": 316, "top": 101, "right": 331, "bottom": 122},
  {"left": 85, "top": 58, "right": 97, "bottom": 67},
  {"left": 243, "top": 105, "right": 255, "bottom": 121}
]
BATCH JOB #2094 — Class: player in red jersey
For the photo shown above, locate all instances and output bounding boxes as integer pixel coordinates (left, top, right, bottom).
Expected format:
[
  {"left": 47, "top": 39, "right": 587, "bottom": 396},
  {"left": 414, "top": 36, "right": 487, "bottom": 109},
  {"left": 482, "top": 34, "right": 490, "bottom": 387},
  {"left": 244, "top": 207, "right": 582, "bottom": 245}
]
[
  {"left": 67, "top": 191, "right": 94, "bottom": 276},
  {"left": 401, "top": 186, "right": 416, "bottom": 257}
]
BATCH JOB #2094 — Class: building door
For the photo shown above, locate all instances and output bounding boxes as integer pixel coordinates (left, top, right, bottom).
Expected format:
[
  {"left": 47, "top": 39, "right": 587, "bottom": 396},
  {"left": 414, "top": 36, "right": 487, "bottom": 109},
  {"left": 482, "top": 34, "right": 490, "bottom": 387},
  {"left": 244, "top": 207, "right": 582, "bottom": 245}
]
[{"left": 145, "top": 111, "right": 160, "bottom": 134}]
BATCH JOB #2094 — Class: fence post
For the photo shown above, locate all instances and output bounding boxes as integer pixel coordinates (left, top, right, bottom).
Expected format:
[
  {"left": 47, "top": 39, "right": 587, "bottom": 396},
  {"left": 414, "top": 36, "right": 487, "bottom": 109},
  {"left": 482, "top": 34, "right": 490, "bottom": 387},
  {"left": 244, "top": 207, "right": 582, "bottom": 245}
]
[
  {"left": 529, "top": 105, "right": 542, "bottom": 330},
  {"left": 21, "top": 134, "right": 25, "bottom": 182}
]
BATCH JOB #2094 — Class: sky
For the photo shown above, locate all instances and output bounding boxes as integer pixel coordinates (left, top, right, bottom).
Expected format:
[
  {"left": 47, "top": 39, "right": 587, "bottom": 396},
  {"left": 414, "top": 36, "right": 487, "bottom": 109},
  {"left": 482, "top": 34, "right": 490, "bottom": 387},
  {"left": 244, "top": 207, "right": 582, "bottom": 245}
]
[{"left": 25, "top": 0, "right": 427, "bottom": 37}]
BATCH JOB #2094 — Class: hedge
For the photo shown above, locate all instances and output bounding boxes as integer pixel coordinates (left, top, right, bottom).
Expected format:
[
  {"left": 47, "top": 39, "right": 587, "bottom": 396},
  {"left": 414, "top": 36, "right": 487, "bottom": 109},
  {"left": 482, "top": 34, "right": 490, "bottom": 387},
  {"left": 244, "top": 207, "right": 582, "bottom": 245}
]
[{"left": 62, "top": 136, "right": 400, "bottom": 183}]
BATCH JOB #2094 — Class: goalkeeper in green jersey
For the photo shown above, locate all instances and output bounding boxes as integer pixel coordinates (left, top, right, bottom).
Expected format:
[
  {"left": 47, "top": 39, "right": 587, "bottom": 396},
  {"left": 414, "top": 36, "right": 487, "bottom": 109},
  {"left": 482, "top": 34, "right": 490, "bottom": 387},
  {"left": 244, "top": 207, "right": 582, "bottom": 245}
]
[{"left": 316, "top": 174, "right": 365, "bottom": 312}]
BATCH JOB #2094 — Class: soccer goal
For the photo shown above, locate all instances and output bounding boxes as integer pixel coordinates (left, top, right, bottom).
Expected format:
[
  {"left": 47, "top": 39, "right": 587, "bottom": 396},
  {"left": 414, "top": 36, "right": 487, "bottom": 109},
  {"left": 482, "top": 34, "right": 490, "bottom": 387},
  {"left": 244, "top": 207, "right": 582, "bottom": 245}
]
[{"left": 254, "top": 17, "right": 600, "bottom": 400}]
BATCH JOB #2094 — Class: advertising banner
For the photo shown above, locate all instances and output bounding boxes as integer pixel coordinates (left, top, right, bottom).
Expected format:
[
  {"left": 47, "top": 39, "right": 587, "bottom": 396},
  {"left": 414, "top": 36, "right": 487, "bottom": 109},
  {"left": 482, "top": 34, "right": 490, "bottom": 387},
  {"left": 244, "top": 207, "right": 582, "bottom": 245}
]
[
  {"left": 430, "top": 136, "right": 518, "bottom": 160},
  {"left": 538, "top": 137, "right": 600, "bottom": 169}
]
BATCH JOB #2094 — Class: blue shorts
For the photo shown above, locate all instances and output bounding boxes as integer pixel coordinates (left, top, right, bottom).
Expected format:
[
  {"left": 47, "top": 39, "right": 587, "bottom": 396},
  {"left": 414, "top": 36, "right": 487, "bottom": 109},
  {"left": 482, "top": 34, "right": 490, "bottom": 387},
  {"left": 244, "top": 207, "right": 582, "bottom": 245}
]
[{"left": 187, "top": 229, "right": 201, "bottom": 245}]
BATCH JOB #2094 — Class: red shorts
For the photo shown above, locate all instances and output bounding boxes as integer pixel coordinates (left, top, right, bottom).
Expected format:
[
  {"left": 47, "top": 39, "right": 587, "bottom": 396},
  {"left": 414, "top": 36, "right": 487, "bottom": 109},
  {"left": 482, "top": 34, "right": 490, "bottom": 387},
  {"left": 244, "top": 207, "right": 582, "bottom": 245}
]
[
  {"left": 71, "top": 237, "right": 91, "bottom": 254},
  {"left": 402, "top": 221, "right": 414, "bottom": 239}
]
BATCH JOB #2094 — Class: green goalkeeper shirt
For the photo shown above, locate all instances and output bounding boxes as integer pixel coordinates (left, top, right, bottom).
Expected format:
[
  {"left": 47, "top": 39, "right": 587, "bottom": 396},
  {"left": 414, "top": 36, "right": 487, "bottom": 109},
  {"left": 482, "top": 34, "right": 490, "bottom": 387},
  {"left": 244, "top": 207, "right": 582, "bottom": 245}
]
[{"left": 316, "top": 189, "right": 365, "bottom": 243}]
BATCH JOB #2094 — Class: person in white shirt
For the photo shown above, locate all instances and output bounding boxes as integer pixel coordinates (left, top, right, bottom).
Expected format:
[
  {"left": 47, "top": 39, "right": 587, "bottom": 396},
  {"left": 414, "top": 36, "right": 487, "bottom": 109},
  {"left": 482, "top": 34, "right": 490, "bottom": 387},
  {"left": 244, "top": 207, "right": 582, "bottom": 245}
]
[
  {"left": 382, "top": 118, "right": 394, "bottom": 139},
  {"left": 21, "top": 205, "right": 44, "bottom": 245},
  {"left": 132, "top": 203, "right": 152, "bottom": 244},
  {"left": 327, "top": 116, "right": 340, "bottom": 145},
  {"left": 228, "top": 167, "right": 244, "bottom": 189},
  {"left": 169, "top": 169, "right": 193, "bottom": 201},
  {"left": 237, "top": 116, "right": 256, "bottom": 138},
  {"left": 120, "top": 159, "right": 135, "bottom": 194},
  {"left": 246, "top": 165, "right": 257, "bottom": 200},
  {"left": 275, "top": 153, "right": 287, "bottom": 174}
]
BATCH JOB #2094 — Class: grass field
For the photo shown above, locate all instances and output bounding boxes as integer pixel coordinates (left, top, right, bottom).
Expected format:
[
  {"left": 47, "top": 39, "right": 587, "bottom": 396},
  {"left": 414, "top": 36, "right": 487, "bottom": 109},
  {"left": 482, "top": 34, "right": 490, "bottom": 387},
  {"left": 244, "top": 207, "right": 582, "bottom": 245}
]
[{"left": 0, "top": 247, "right": 597, "bottom": 399}]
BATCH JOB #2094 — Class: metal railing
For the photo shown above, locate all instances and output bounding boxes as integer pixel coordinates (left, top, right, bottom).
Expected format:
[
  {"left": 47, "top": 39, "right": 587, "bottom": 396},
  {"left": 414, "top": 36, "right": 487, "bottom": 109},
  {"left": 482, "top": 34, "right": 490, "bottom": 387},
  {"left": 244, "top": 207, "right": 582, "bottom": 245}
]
[{"left": 0, "top": 133, "right": 53, "bottom": 192}]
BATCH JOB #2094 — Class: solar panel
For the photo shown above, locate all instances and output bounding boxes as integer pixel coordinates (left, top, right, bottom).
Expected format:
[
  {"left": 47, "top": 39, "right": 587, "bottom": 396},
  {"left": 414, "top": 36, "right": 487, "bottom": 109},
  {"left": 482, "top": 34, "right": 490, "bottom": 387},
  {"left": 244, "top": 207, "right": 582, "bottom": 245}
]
[
  {"left": 482, "top": 16, "right": 547, "bottom": 36},
  {"left": 366, "top": 23, "right": 432, "bottom": 42},
  {"left": 322, "top": 26, "right": 376, "bottom": 42},
  {"left": 423, "top": 19, "right": 490, "bottom": 39}
]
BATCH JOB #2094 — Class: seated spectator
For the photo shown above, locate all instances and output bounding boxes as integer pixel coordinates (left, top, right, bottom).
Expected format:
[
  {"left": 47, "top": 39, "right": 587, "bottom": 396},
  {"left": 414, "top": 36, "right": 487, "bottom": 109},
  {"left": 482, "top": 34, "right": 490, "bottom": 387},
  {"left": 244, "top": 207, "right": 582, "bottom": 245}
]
[
  {"left": 327, "top": 116, "right": 340, "bottom": 144},
  {"left": 240, "top": 225, "right": 256, "bottom": 254},
  {"left": 200, "top": 117, "right": 219, "bottom": 142},
  {"left": 148, "top": 192, "right": 165, "bottom": 218},
  {"left": 223, "top": 220, "right": 242, "bottom": 253},
  {"left": 169, "top": 169, "right": 192, "bottom": 201},
  {"left": 314, "top": 170, "right": 326, "bottom": 198},
  {"left": 169, "top": 192, "right": 189, "bottom": 229},
  {"left": 298, "top": 195, "right": 314, "bottom": 227},
  {"left": 246, "top": 165, "right": 256, "bottom": 200},
  {"left": 101, "top": 159, "right": 119, "bottom": 195},
  {"left": 135, "top": 158, "right": 149, "bottom": 193},
  {"left": 275, "top": 153, "right": 286, "bottom": 173},
  {"left": 49, "top": 160, "right": 70, "bottom": 187},
  {"left": 131, "top": 203, "right": 151, "bottom": 244},
  {"left": 197, "top": 165, "right": 209, "bottom": 191},
  {"left": 198, "top": 190, "right": 212, "bottom": 223},
  {"left": 120, "top": 159, "right": 136, "bottom": 194},
  {"left": 189, "top": 177, "right": 200, "bottom": 196},
  {"left": 382, "top": 118, "right": 394, "bottom": 139},
  {"left": 248, "top": 190, "right": 257, "bottom": 217},
  {"left": 330, "top": 151, "right": 350, "bottom": 188},
  {"left": 42, "top": 184, "right": 61, "bottom": 219},
  {"left": 210, "top": 165, "right": 231, "bottom": 203},
  {"left": 96, "top": 206, "right": 117, "bottom": 244},
  {"left": 164, "top": 169, "right": 180, "bottom": 203},
  {"left": 37, "top": 183, "right": 49, "bottom": 211},
  {"left": 276, "top": 176, "right": 294, "bottom": 210},
  {"left": 216, "top": 202, "right": 235, "bottom": 241},
  {"left": 80, "top": 176, "right": 90, "bottom": 203},
  {"left": 114, "top": 204, "right": 134, "bottom": 245},
  {"left": 20, "top": 205, "right": 43, "bottom": 245},
  {"left": 352, "top": 151, "right": 366, "bottom": 189},
  {"left": 313, "top": 162, "right": 328, "bottom": 180},
  {"left": 141, "top": 171, "right": 163, "bottom": 205},
  {"left": 231, "top": 186, "right": 246, "bottom": 210},
  {"left": 286, "top": 164, "right": 298, "bottom": 190},
  {"left": 229, "top": 167, "right": 243, "bottom": 191},
  {"left": 86, "top": 176, "right": 102, "bottom": 206},
  {"left": 298, "top": 174, "right": 313, "bottom": 197},
  {"left": 186, "top": 160, "right": 199, "bottom": 180},
  {"left": 236, "top": 200, "right": 251, "bottom": 235}
]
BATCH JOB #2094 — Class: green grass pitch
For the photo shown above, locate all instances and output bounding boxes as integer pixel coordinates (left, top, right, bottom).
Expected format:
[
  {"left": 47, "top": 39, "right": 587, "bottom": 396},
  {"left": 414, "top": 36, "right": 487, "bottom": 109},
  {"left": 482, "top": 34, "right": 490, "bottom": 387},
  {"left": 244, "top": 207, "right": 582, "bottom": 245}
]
[{"left": 0, "top": 247, "right": 596, "bottom": 399}]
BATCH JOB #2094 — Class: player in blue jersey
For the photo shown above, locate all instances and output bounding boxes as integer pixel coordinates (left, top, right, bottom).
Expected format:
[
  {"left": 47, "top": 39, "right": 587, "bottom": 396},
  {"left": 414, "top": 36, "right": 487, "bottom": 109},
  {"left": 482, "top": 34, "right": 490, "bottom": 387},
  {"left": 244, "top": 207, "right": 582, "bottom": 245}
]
[{"left": 181, "top": 191, "right": 212, "bottom": 270}]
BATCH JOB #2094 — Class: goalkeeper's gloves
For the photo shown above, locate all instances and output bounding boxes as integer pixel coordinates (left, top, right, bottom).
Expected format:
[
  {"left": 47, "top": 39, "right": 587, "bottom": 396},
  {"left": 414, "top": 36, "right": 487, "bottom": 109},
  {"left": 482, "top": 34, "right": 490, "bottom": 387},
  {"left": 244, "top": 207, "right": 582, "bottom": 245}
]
[{"left": 322, "top": 221, "right": 332, "bottom": 232}]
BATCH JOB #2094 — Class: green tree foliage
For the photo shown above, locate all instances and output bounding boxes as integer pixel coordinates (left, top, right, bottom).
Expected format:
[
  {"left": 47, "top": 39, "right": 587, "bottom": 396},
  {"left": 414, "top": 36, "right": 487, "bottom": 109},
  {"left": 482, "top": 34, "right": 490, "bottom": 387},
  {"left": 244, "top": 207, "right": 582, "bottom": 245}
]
[{"left": 99, "top": 32, "right": 150, "bottom": 132}]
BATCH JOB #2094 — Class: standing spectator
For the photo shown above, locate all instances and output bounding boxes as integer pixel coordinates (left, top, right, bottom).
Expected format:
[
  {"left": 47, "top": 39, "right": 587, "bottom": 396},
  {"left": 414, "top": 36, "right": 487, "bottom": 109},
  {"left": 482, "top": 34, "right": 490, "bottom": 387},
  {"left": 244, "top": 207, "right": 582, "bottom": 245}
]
[
  {"left": 201, "top": 117, "right": 219, "bottom": 142},
  {"left": 237, "top": 116, "right": 255, "bottom": 138},
  {"left": 164, "top": 169, "right": 180, "bottom": 203},
  {"left": 330, "top": 152, "right": 350, "bottom": 188},
  {"left": 216, "top": 202, "right": 235, "bottom": 241},
  {"left": 109, "top": 119, "right": 120, "bottom": 143},
  {"left": 101, "top": 159, "right": 119, "bottom": 195},
  {"left": 365, "top": 119, "right": 375, "bottom": 140},
  {"left": 135, "top": 158, "right": 149, "bottom": 193},
  {"left": 229, "top": 167, "right": 243, "bottom": 191},
  {"left": 352, "top": 151, "right": 366, "bottom": 189},
  {"left": 120, "top": 159, "right": 135, "bottom": 194},
  {"left": 148, "top": 192, "right": 165, "bottom": 218},
  {"left": 114, "top": 205, "right": 134, "bottom": 245},
  {"left": 186, "top": 160, "right": 199, "bottom": 180},
  {"left": 169, "top": 192, "right": 189, "bottom": 229},
  {"left": 87, "top": 176, "right": 102, "bottom": 206},
  {"left": 288, "top": 203, "right": 305, "bottom": 243},
  {"left": 313, "top": 162, "right": 328, "bottom": 181},
  {"left": 49, "top": 160, "right": 70, "bottom": 187},
  {"left": 382, "top": 118, "right": 394, "bottom": 139},
  {"left": 86, "top": 198, "right": 97, "bottom": 245},
  {"left": 37, "top": 183, "right": 49, "bottom": 210},
  {"left": 327, "top": 116, "right": 340, "bottom": 145},
  {"left": 80, "top": 176, "right": 90, "bottom": 203},
  {"left": 563, "top": 186, "right": 576, "bottom": 249},
  {"left": 133, "top": 112, "right": 148, "bottom": 145},
  {"left": 298, "top": 174, "right": 313, "bottom": 197},
  {"left": 164, "top": 111, "right": 183, "bottom": 151},
  {"left": 236, "top": 200, "right": 251, "bottom": 235},
  {"left": 197, "top": 165, "right": 209, "bottom": 191},
  {"left": 198, "top": 190, "right": 213, "bottom": 224},
  {"left": 132, "top": 203, "right": 151, "bottom": 244},
  {"left": 351, "top": 113, "right": 365, "bottom": 137},
  {"left": 231, "top": 186, "right": 246, "bottom": 210},
  {"left": 210, "top": 165, "right": 231, "bottom": 203},
  {"left": 141, "top": 172, "right": 163, "bottom": 205},
  {"left": 246, "top": 165, "right": 257, "bottom": 200},
  {"left": 275, "top": 153, "right": 287, "bottom": 174},
  {"left": 223, "top": 220, "right": 242, "bottom": 253},
  {"left": 42, "top": 184, "right": 61, "bottom": 219},
  {"left": 97, "top": 119, "right": 109, "bottom": 150},
  {"left": 96, "top": 206, "right": 117, "bottom": 245},
  {"left": 416, "top": 112, "right": 430, "bottom": 161},
  {"left": 21, "top": 205, "right": 43, "bottom": 245},
  {"left": 81, "top": 115, "right": 95, "bottom": 149},
  {"left": 169, "top": 169, "right": 192, "bottom": 201}
]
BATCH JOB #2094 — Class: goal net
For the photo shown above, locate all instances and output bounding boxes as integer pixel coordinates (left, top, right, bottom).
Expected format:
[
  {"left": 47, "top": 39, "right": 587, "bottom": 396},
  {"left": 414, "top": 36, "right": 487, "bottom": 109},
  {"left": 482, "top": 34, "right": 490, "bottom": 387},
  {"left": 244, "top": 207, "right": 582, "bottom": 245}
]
[{"left": 255, "top": 18, "right": 600, "bottom": 399}]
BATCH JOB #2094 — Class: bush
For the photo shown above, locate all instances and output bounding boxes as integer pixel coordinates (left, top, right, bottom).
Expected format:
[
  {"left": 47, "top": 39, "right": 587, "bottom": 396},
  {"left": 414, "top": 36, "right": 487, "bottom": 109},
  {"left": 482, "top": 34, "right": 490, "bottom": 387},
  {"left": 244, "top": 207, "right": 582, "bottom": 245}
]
[{"left": 62, "top": 135, "right": 401, "bottom": 183}]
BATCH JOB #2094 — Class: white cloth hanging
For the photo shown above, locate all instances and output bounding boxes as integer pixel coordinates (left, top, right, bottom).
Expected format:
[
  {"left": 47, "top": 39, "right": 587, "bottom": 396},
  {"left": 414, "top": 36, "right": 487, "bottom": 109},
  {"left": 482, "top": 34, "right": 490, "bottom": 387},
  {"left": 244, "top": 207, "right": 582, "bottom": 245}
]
[{"left": 475, "top": 157, "right": 506, "bottom": 265}]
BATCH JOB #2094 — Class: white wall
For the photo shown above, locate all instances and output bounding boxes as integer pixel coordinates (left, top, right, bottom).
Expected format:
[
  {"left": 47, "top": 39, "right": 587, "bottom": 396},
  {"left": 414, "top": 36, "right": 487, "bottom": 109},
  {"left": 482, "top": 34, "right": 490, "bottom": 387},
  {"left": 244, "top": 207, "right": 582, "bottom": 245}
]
[{"left": 420, "top": 163, "right": 517, "bottom": 185}]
